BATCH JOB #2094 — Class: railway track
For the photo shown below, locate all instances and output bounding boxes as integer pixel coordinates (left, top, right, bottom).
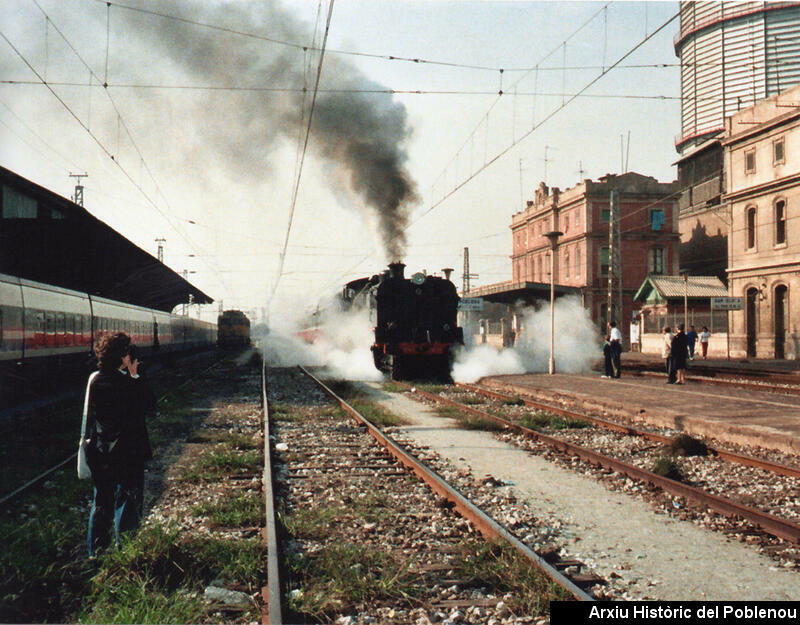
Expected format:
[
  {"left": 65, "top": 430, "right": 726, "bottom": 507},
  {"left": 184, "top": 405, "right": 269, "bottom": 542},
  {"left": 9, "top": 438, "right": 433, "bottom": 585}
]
[
  {"left": 457, "top": 381, "right": 800, "bottom": 478},
  {"left": 403, "top": 382, "right": 800, "bottom": 548},
  {"left": 262, "top": 365, "right": 594, "bottom": 623},
  {"left": 623, "top": 362, "right": 800, "bottom": 395},
  {"left": 0, "top": 355, "right": 221, "bottom": 505}
]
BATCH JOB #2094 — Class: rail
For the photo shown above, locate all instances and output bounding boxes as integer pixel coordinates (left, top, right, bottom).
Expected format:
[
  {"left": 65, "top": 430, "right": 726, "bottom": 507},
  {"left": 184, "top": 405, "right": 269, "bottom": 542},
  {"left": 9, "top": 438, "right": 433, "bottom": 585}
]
[
  {"left": 299, "top": 366, "right": 594, "bottom": 602},
  {"left": 411, "top": 384, "right": 800, "bottom": 544},
  {"left": 261, "top": 358, "right": 283, "bottom": 625}
]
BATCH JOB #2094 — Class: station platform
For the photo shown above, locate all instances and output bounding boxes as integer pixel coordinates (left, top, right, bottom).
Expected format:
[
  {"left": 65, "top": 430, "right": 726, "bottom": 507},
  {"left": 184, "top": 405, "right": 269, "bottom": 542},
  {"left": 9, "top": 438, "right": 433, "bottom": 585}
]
[{"left": 480, "top": 366, "right": 800, "bottom": 457}]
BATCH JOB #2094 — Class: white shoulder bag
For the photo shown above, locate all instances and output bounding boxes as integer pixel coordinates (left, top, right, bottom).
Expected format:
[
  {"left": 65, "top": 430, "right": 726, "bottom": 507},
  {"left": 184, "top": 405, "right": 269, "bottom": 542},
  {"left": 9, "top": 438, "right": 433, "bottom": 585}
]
[{"left": 77, "top": 371, "right": 100, "bottom": 480}]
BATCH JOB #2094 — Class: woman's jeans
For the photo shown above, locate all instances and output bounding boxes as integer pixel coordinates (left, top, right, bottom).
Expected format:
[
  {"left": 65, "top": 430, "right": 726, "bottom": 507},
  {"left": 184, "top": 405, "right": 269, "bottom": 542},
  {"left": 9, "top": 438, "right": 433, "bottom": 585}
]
[{"left": 88, "top": 461, "right": 144, "bottom": 556}]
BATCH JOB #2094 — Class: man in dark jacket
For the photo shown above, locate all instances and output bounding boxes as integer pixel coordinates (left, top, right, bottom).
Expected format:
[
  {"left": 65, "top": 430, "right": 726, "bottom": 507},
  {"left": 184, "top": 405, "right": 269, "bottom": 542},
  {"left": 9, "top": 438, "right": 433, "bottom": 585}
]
[{"left": 85, "top": 332, "right": 154, "bottom": 556}]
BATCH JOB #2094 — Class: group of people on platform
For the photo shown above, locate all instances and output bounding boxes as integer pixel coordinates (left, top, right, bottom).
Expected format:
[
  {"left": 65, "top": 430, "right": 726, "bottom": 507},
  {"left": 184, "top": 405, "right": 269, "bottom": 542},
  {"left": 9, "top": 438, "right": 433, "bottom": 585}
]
[{"left": 602, "top": 321, "right": 711, "bottom": 382}]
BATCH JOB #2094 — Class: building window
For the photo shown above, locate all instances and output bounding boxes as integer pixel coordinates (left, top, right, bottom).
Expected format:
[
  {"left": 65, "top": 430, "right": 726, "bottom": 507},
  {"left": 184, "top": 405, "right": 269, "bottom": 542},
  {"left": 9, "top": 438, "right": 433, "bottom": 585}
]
[
  {"left": 537, "top": 256, "right": 543, "bottom": 281},
  {"left": 746, "top": 206, "right": 757, "bottom": 249},
  {"left": 745, "top": 148, "right": 756, "bottom": 174},
  {"left": 563, "top": 215, "right": 569, "bottom": 233},
  {"left": 775, "top": 199, "right": 787, "bottom": 245},
  {"left": 601, "top": 208, "right": 611, "bottom": 222},
  {"left": 774, "top": 137, "right": 785, "bottom": 165},
  {"left": 564, "top": 250, "right": 570, "bottom": 278},
  {"left": 600, "top": 246, "right": 610, "bottom": 276},
  {"left": 648, "top": 246, "right": 665, "bottom": 275},
  {"left": 2, "top": 185, "right": 37, "bottom": 219},
  {"left": 650, "top": 208, "right": 665, "bottom": 231},
  {"left": 575, "top": 247, "right": 581, "bottom": 277}
]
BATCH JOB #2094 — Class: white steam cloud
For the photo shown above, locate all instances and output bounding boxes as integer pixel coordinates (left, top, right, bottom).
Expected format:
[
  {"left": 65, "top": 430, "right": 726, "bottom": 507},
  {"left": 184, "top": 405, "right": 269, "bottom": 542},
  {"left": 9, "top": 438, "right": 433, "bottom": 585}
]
[
  {"left": 452, "top": 296, "right": 600, "bottom": 383},
  {"left": 257, "top": 305, "right": 384, "bottom": 381}
]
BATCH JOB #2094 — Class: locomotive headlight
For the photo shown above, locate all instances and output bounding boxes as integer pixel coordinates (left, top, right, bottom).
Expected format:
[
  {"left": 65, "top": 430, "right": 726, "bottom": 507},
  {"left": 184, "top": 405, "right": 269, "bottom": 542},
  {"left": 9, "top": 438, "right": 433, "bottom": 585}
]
[{"left": 411, "top": 272, "right": 426, "bottom": 285}]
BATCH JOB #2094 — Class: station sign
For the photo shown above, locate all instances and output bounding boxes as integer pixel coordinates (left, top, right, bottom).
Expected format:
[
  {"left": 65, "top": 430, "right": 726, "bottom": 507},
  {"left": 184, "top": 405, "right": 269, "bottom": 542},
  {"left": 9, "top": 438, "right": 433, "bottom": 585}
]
[
  {"left": 458, "top": 297, "right": 484, "bottom": 312},
  {"left": 711, "top": 297, "right": 743, "bottom": 311}
]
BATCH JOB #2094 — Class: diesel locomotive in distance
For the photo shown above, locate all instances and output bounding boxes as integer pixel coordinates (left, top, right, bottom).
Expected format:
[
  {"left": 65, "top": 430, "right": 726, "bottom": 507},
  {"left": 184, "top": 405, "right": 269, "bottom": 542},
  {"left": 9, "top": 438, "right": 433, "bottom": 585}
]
[
  {"left": 343, "top": 262, "right": 463, "bottom": 380},
  {"left": 217, "top": 310, "right": 251, "bottom": 350},
  {"left": 0, "top": 272, "right": 216, "bottom": 402}
]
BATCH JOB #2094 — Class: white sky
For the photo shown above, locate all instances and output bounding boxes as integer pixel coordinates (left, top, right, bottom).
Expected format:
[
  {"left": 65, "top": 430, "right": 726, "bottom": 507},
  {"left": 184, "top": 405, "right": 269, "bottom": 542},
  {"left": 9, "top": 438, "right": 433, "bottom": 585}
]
[{"left": 0, "top": 0, "right": 680, "bottom": 324}]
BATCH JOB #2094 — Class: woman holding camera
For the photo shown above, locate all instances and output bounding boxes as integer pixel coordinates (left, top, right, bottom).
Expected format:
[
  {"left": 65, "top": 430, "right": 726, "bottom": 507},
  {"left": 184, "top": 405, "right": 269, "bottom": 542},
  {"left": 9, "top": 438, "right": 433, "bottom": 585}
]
[{"left": 84, "top": 332, "right": 154, "bottom": 556}]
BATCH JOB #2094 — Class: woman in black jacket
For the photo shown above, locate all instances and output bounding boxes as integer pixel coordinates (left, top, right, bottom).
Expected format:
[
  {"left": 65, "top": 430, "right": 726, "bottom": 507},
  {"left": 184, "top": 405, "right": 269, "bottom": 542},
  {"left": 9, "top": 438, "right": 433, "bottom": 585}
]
[
  {"left": 671, "top": 324, "right": 690, "bottom": 385},
  {"left": 85, "top": 332, "right": 154, "bottom": 556}
]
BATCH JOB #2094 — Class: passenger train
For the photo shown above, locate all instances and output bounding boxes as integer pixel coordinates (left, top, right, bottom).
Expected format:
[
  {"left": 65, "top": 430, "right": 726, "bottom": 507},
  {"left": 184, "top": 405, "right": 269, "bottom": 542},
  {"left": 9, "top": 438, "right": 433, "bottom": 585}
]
[{"left": 0, "top": 272, "right": 216, "bottom": 401}]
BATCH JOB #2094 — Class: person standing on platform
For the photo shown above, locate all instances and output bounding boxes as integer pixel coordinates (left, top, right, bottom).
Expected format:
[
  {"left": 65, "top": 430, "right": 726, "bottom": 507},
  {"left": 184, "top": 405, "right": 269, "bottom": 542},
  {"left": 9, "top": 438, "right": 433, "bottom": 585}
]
[
  {"left": 686, "top": 325, "right": 698, "bottom": 360},
  {"left": 602, "top": 335, "right": 613, "bottom": 378},
  {"left": 608, "top": 321, "right": 622, "bottom": 378},
  {"left": 671, "top": 324, "right": 689, "bottom": 385},
  {"left": 84, "top": 332, "right": 154, "bottom": 557},
  {"left": 699, "top": 326, "right": 710, "bottom": 359},
  {"left": 662, "top": 326, "right": 675, "bottom": 384}
]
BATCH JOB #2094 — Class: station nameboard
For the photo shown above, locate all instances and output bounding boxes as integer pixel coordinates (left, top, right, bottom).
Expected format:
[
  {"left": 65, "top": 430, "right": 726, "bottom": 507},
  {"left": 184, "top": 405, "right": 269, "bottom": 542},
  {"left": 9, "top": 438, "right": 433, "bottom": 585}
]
[
  {"left": 711, "top": 297, "right": 743, "bottom": 311},
  {"left": 458, "top": 297, "right": 484, "bottom": 312}
]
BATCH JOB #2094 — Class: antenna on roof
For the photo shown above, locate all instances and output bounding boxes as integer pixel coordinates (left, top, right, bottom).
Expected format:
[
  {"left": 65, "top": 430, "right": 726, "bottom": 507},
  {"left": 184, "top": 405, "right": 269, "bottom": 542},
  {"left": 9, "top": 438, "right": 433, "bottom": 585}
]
[{"left": 69, "top": 172, "right": 87, "bottom": 206}]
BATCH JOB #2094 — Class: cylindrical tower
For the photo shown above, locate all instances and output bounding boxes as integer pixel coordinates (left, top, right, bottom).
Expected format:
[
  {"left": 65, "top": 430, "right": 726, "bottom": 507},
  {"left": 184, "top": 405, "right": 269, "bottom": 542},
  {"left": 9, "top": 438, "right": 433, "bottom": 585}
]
[{"left": 675, "top": 1, "right": 800, "bottom": 154}]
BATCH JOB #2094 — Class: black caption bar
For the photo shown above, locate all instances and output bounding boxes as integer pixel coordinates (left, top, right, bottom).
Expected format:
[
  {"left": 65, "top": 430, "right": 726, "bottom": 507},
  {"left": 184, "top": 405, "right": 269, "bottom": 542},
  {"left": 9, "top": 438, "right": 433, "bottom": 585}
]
[{"left": 552, "top": 601, "right": 800, "bottom": 625}]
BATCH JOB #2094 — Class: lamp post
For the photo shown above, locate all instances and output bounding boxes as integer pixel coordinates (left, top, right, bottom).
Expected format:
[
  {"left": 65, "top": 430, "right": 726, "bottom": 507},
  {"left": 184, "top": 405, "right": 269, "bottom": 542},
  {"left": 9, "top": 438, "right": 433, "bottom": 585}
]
[
  {"left": 681, "top": 270, "right": 689, "bottom": 331},
  {"left": 544, "top": 230, "right": 563, "bottom": 374}
]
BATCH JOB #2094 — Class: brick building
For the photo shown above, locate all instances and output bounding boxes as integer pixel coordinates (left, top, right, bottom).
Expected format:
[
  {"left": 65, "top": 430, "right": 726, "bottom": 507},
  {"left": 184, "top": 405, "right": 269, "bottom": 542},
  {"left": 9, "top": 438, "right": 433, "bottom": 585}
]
[
  {"left": 510, "top": 173, "right": 679, "bottom": 339},
  {"left": 722, "top": 83, "right": 800, "bottom": 359}
]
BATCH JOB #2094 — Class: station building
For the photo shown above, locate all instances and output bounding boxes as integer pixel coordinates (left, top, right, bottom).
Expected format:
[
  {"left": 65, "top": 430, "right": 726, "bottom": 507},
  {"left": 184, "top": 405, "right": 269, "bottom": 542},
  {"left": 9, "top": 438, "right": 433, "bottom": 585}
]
[
  {"left": 674, "top": 1, "right": 800, "bottom": 286},
  {"left": 465, "top": 173, "right": 679, "bottom": 347},
  {"left": 510, "top": 173, "right": 679, "bottom": 336},
  {"left": 722, "top": 83, "right": 800, "bottom": 359}
]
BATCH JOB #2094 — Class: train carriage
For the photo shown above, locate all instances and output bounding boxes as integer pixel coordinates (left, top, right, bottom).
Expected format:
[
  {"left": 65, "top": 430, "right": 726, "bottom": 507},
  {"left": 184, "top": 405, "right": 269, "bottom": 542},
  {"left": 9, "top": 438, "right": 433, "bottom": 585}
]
[{"left": 0, "top": 272, "right": 216, "bottom": 403}]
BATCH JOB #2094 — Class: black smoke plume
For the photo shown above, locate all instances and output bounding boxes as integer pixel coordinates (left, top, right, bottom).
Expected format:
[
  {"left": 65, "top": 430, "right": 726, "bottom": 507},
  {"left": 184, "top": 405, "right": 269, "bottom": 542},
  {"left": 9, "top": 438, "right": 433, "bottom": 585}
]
[{"left": 136, "top": 2, "right": 417, "bottom": 260}]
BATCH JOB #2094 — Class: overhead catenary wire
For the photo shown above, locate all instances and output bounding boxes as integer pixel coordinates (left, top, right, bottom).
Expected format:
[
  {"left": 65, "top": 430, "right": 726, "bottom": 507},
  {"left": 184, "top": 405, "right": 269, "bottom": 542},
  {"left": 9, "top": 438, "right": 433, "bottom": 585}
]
[
  {"left": 9, "top": 0, "right": 233, "bottom": 297},
  {"left": 269, "top": 0, "right": 335, "bottom": 304}
]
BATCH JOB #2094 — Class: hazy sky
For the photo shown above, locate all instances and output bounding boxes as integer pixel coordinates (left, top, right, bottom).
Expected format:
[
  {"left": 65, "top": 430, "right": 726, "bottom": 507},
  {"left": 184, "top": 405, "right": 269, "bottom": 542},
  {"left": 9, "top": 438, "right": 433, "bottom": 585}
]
[{"left": 0, "top": 0, "right": 680, "bottom": 323}]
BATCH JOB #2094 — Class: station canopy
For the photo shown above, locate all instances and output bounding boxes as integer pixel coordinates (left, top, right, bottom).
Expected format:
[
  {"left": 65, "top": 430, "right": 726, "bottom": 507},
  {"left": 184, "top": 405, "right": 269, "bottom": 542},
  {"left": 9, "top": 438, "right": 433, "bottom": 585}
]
[
  {"left": 466, "top": 280, "right": 582, "bottom": 306},
  {"left": 0, "top": 165, "right": 212, "bottom": 312}
]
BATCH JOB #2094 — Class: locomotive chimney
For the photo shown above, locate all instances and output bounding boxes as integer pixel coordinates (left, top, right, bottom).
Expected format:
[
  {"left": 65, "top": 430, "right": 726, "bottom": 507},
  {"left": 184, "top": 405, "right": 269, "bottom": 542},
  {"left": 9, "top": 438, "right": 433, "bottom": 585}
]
[
  {"left": 388, "top": 262, "right": 405, "bottom": 280},
  {"left": 442, "top": 268, "right": 454, "bottom": 281}
]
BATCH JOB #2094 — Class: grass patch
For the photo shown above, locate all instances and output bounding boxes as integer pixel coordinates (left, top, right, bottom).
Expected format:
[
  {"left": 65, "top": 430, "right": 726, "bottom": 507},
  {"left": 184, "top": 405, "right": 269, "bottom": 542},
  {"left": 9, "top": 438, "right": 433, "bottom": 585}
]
[
  {"left": 453, "top": 540, "right": 571, "bottom": 616},
  {"left": 652, "top": 456, "right": 683, "bottom": 481},
  {"left": 381, "top": 381, "right": 408, "bottom": 393},
  {"left": 0, "top": 472, "right": 92, "bottom": 624},
  {"left": 433, "top": 405, "right": 505, "bottom": 431},
  {"left": 78, "top": 523, "right": 265, "bottom": 624},
  {"left": 518, "top": 412, "right": 589, "bottom": 431},
  {"left": 501, "top": 395, "right": 525, "bottom": 406},
  {"left": 322, "top": 380, "right": 408, "bottom": 427},
  {"left": 180, "top": 449, "right": 262, "bottom": 482},
  {"left": 416, "top": 384, "right": 452, "bottom": 394},
  {"left": 459, "top": 395, "right": 487, "bottom": 405},
  {"left": 286, "top": 542, "right": 422, "bottom": 621},
  {"left": 192, "top": 491, "right": 263, "bottom": 527}
]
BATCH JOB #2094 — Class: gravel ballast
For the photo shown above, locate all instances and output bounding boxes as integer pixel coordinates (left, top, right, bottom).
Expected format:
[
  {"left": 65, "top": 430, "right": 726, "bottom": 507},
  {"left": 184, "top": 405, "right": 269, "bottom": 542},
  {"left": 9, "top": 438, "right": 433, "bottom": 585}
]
[{"left": 365, "top": 384, "right": 800, "bottom": 601}]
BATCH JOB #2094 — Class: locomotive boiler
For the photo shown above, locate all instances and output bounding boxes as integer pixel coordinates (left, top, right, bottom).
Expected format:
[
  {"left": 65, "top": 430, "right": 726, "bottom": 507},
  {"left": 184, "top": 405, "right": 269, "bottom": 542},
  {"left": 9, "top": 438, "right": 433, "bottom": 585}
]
[{"left": 343, "top": 263, "right": 463, "bottom": 380}]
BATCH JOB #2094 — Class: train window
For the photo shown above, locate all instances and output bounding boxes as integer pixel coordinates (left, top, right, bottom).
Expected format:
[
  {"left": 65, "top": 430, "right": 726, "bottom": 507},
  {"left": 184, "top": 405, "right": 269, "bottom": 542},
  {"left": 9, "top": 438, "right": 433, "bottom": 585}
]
[
  {"left": 46, "top": 312, "right": 55, "bottom": 333},
  {"left": 0, "top": 309, "right": 3, "bottom": 348},
  {"left": 56, "top": 312, "right": 65, "bottom": 334}
]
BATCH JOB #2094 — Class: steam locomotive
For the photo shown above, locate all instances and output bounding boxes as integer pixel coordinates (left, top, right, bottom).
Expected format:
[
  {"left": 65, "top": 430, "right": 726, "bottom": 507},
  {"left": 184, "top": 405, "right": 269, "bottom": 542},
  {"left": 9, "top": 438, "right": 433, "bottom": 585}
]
[{"left": 343, "top": 263, "right": 463, "bottom": 380}]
